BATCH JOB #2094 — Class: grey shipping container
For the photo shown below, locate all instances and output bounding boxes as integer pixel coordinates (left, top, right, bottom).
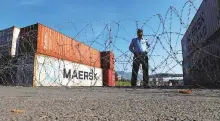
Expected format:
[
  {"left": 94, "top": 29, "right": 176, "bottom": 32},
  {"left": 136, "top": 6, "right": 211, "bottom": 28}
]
[
  {"left": 181, "top": 0, "right": 220, "bottom": 59},
  {"left": 0, "top": 57, "right": 18, "bottom": 85},
  {"left": 182, "top": 58, "right": 192, "bottom": 86},
  {"left": 0, "top": 27, "right": 20, "bottom": 58},
  {"left": 15, "top": 54, "right": 35, "bottom": 86},
  {"left": 182, "top": 0, "right": 220, "bottom": 88},
  {"left": 0, "top": 26, "right": 20, "bottom": 86}
]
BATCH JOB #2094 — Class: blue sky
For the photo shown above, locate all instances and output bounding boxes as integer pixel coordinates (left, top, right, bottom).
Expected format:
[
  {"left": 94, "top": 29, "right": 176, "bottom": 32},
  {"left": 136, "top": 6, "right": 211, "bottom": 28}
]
[{"left": 0, "top": 0, "right": 202, "bottom": 75}]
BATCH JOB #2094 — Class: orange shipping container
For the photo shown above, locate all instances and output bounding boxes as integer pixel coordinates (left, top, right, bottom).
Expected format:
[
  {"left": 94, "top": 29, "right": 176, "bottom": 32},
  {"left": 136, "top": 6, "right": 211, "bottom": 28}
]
[{"left": 18, "top": 23, "right": 101, "bottom": 68}]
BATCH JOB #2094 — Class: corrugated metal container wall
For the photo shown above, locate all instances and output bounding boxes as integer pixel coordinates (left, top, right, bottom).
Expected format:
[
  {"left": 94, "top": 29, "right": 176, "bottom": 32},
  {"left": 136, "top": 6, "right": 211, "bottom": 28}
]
[
  {"left": 34, "top": 54, "right": 103, "bottom": 86},
  {"left": 15, "top": 54, "right": 35, "bottom": 86},
  {"left": 181, "top": 0, "right": 220, "bottom": 88},
  {"left": 37, "top": 24, "right": 101, "bottom": 68},
  {"left": 18, "top": 24, "right": 38, "bottom": 56},
  {"left": 103, "top": 69, "right": 115, "bottom": 86},
  {"left": 181, "top": 34, "right": 189, "bottom": 60},
  {"left": 186, "top": 30, "right": 220, "bottom": 88},
  {"left": 181, "top": 0, "right": 220, "bottom": 58},
  {"left": 90, "top": 47, "right": 101, "bottom": 67},
  {"left": 182, "top": 56, "right": 193, "bottom": 86},
  {"left": 101, "top": 51, "right": 115, "bottom": 70},
  {"left": 0, "top": 27, "right": 13, "bottom": 57},
  {"left": 0, "top": 27, "right": 20, "bottom": 57},
  {"left": 0, "top": 57, "right": 17, "bottom": 85}
]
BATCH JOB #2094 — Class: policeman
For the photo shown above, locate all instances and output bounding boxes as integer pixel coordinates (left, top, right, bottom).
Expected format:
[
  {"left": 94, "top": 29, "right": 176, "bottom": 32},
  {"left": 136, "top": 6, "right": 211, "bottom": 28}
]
[{"left": 129, "top": 29, "right": 150, "bottom": 88}]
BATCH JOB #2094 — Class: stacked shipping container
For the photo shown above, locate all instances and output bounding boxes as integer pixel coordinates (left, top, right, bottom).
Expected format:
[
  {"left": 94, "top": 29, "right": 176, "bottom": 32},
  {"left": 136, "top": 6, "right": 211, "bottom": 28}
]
[
  {"left": 18, "top": 24, "right": 101, "bottom": 68},
  {"left": 181, "top": 0, "right": 220, "bottom": 88},
  {"left": 0, "top": 23, "right": 109, "bottom": 86},
  {"left": 0, "top": 27, "right": 20, "bottom": 85},
  {"left": 34, "top": 54, "right": 103, "bottom": 86},
  {"left": 18, "top": 23, "right": 103, "bottom": 86},
  {"left": 101, "top": 51, "right": 116, "bottom": 86},
  {"left": 101, "top": 51, "right": 115, "bottom": 70},
  {"left": 0, "top": 23, "right": 117, "bottom": 87},
  {"left": 0, "top": 26, "right": 20, "bottom": 57}
]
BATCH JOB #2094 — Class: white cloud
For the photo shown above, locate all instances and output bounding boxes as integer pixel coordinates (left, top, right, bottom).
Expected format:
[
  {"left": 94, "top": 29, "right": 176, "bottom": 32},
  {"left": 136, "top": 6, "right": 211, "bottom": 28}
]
[{"left": 20, "top": 0, "right": 44, "bottom": 5}]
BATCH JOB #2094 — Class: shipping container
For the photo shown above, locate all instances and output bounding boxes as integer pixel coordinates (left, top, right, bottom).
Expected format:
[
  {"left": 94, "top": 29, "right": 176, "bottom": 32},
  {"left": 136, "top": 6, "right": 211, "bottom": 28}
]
[
  {"left": 0, "top": 57, "right": 18, "bottom": 85},
  {"left": 15, "top": 54, "right": 35, "bottom": 86},
  {"left": 181, "top": 0, "right": 220, "bottom": 59},
  {"left": 18, "top": 23, "right": 101, "bottom": 68},
  {"left": 103, "top": 69, "right": 115, "bottom": 86},
  {"left": 181, "top": 0, "right": 220, "bottom": 88},
  {"left": 0, "top": 23, "right": 114, "bottom": 87},
  {"left": 101, "top": 51, "right": 115, "bottom": 70},
  {"left": 182, "top": 56, "right": 193, "bottom": 86},
  {"left": 15, "top": 53, "right": 103, "bottom": 86},
  {"left": 0, "top": 26, "right": 20, "bottom": 57},
  {"left": 183, "top": 28, "right": 220, "bottom": 88}
]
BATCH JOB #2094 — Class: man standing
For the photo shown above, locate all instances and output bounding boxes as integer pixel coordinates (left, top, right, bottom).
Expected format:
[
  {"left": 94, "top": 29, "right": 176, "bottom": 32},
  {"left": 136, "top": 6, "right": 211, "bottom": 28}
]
[{"left": 129, "top": 29, "right": 150, "bottom": 88}]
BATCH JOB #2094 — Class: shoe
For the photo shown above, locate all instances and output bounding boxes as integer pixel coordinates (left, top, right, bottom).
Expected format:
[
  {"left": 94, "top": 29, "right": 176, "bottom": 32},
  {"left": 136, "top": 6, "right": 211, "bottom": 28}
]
[
  {"left": 131, "top": 85, "right": 137, "bottom": 88},
  {"left": 143, "top": 85, "right": 151, "bottom": 88}
]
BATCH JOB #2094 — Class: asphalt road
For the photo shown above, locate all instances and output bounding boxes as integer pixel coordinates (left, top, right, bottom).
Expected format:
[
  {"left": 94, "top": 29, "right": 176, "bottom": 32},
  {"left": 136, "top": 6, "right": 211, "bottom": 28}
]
[{"left": 0, "top": 87, "right": 219, "bottom": 121}]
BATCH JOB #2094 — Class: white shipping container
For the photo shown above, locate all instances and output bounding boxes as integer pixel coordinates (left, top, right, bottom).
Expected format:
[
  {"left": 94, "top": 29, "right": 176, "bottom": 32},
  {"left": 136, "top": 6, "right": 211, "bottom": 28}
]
[
  {"left": 34, "top": 54, "right": 103, "bottom": 86},
  {"left": 182, "top": 0, "right": 220, "bottom": 58},
  {"left": 15, "top": 54, "right": 103, "bottom": 86},
  {"left": 0, "top": 27, "right": 20, "bottom": 57}
]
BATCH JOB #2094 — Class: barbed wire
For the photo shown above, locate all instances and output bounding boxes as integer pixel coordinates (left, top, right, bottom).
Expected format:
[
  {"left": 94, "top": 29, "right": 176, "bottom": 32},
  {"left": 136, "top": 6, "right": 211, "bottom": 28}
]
[{"left": 0, "top": 0, "right": 219, "bottom": 88}]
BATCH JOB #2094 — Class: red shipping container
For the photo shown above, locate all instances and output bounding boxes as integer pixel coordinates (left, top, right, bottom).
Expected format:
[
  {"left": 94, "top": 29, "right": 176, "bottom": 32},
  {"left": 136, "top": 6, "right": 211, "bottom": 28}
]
[
  {"left": 103, "top": 69, "right": 115, "bottom": 86},
  {"left": 101, "top": 51, "right": 115, "bottom": 70}
]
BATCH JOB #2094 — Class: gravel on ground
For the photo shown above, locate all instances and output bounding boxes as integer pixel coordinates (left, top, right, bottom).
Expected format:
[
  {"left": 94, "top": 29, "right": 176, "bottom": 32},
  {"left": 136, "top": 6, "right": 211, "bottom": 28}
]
[{"left": 0, "top": 87, "right": 219, "bottom": 121}]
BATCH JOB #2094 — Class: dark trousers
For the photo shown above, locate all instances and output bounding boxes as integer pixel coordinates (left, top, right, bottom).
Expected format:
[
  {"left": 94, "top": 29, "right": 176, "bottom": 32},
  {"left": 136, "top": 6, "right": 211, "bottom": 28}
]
[{"left": 131, "top": 52, "right": 149, "bottom": 86}]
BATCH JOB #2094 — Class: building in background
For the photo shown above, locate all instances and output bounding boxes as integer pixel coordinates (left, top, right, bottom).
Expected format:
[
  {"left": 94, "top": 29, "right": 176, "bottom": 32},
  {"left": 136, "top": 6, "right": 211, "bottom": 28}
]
[
  {"left": 117, "top": 75, "right": 122, "bottom": 81},
  {"left": 149, "top": 76, "right": 183, "bottom": 87},
  {"left": 181, "top": 0, "right": 220, "bottom": 88},
  {"left": 134, "top": 73, "right": 184, "bottom": 87}
]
